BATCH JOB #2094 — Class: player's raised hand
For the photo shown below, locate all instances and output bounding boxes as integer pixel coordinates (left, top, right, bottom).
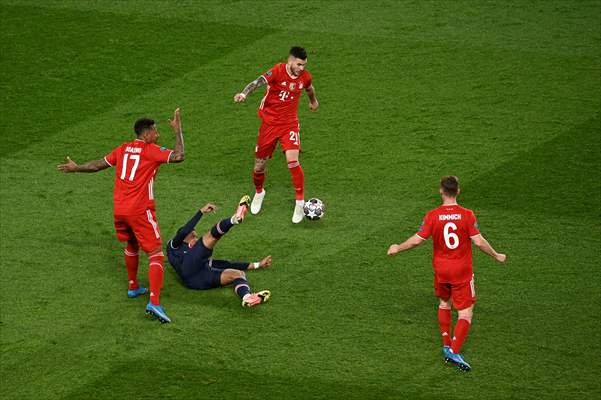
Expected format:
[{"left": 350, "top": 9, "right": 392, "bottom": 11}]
[
  {"left": 168, "top": 108, "right": 181, "bottom": 132},
  {"left": 387, "top": 244, "right": 400, "bottom": 256},
  {"left": 259, "top": 255, "right": 272, "bottom": 268},
  {"left": 495, "top": 253, "right": 507, "bottom": 263},
  {"left": 200, "top": 203, "right": 218, "bottom": 214},
  {"left": 234, "top": 93, "right": 247, "bottom": 103},
  {"left": 309, "top": 99, "right": 319, "bottom": 112},
  {"left": 57, "top": 156, "right": 78, "bottom": 173}
]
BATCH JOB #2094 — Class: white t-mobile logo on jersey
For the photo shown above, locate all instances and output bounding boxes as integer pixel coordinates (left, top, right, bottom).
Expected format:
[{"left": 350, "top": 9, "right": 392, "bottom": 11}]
[{"left": 278, "top": 90, "right": 290, "bottom": 101}]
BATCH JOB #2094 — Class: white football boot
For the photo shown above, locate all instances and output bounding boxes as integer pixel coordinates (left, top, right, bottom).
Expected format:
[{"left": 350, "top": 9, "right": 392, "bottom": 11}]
[
  {"left": 292, "top": 200, "right": 305, "bottom": 224},
  {"left": 251, "top": 190, "right": 265, "bottom": 215}
]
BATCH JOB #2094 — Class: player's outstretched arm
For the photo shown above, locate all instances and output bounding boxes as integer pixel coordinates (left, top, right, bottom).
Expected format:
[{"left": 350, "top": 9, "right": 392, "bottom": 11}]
[
  {"left": 234, "top": 76, "right": 267, "bottom": 103},
  {"left": 306, "top": 85, "right": 319, "bottom": 111},
  {"left": 471, "top": 234, "right": 506, "bottom": 263},
  {"left": 171, "top": 203, "right": 217, "bottom": 247},
  {"left": 57, "top": 157, "right": 110, "bottom": 173},
  {"left": 387, "top": 234, "right": 425, "bottom": 256},
  {"left": 168, "top": 108, "right": 185, "bottom": 163}
]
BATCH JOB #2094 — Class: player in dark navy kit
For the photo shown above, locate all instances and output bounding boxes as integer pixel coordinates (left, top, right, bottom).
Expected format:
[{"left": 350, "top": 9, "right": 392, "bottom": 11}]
[{"left": 167, "top": 196, "right": 272, "bottom": 307}]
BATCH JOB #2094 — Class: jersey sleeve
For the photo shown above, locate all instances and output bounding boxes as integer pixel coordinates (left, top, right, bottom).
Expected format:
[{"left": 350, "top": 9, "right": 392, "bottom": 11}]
[
  {"left": 262, "top": 64, "right": 278, "bottom": 84},
  {"left": 468, "top": 211, "right": 481, "bottom": 237},
  {"left": 104, "top": 146, "right": 120, "bottom": 167},
  {"left": 416, "top": 212, "right": 432, "bottom": 240},
  {"left": 146, "top": 144, "right": 173, "bottom": 164}
]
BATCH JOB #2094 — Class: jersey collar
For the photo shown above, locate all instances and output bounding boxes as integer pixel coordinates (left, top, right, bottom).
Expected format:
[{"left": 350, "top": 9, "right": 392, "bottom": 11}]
[{"left": 285, "top": 64, "right": 301, "bottom": 80}]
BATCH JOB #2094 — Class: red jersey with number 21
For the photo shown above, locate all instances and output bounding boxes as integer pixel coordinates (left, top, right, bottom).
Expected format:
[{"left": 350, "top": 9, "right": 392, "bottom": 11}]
[
  {"left": 104, "top": 139, "right": 173, "bottom": 215},
  {"left": 258, "top": 63, "right": 312, "bottom": 126},
  {"left": 416, "top": 204, "right": 480, "bottom": 285}
]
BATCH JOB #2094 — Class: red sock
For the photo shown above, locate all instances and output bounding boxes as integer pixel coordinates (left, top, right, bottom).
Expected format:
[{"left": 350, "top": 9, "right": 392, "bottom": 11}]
[
  {"left": 124, "top": 242, "right": 139, "bottom": 290},
  {"left": 451, "top": 318, "right": 471, "bottom": 354},
  {"left": 287, "top": 160, "right": 304, "bottom": 200},
  {"left": 438, "top": 306, "right": 452, "bottom": 347},
  {"left": 148, "top": 252, "right": 164, "bottom": 306},
  {"left": 253, "top": 170, "right": 265, "bottom": 193}
]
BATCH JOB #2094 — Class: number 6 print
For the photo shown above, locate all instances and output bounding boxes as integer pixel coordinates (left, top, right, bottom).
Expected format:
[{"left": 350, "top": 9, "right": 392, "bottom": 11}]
[{"left": 443, "top": 222, "right": 459, "bottom": 249}]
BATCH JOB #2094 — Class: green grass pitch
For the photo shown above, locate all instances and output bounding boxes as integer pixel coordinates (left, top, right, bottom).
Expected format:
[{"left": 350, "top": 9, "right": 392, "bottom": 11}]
[{"left": 1, "top": 1, "right": 599, "bottom": 399}]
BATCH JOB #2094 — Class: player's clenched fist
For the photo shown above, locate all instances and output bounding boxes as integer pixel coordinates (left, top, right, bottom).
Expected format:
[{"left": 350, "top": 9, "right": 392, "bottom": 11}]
[
  {"left": 200, "top": 203, "right": 218, "bottom": 214},
  {"left": 495, "top": 253, "right": 507, "bottom": 263},
  {"left": 234, "top": 93, "right": 247, "bottom": 103},
  {"left": 387, "top": 244, "right": 400, "bottom": 256},
  {"left": 309, "top": 99, "right": 319, "bottom": 111}
]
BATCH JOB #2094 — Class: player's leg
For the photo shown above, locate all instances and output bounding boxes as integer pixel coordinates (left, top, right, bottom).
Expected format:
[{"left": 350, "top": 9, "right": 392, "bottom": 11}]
[
  {"left": 252, "top": 157, "right": 268, "bottom": 214},
  {"left": 125, "top": 239, "right": 148, "bottom": 298},
  {"left": 438, "top": 297, "right": 453, "bottom": 349},
  {"left": 434, "top": 277, "right": 453, "bottom": 350},
  {"left": 132, "top": 210, "right": 170, "bottom": 323},
  {"left": 251, "top": 123, "right": 277, "bottom": 214},
  {"left": 282, "top": 126, "right": 304, "bottom": 223},
  {"left": 115, "top": 216, "right": 146, "bottom": 297},
  {"left": 220, "top": 269, "right": 270, "bottom": 307},
  {"left": 446, "top": 278, "right": 476, "bottom": 371},
  {"left": 201, "top": 196, "right": 251, "bottom": 250},
  {"left": 452, "top": 305, "right": 473, "bottom": 353},
  {"left": 210, "top": 255, "right": 272, "bottom": 271}
]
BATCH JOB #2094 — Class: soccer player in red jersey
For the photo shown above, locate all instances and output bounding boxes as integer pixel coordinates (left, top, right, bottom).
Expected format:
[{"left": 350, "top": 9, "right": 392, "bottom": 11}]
[
  {"left": 57, "top": 109, "right": 185, "bottom": 323},
  {"left": 387, "top": 176, "right": 506, "bottom": 371},
  {"left": 234, "top": 46, "right": 319, "bottom": 223}
]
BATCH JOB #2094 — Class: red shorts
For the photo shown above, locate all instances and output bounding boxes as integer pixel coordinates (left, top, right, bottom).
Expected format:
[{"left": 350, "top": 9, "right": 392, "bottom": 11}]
[
  {"left": 114, "top": 209, "right": 162, "bottom": 253},
  {"left": 434, "top": 275, "right": 476, "bottom": 310},
  {"left": 255, "top": 121, "right": 301, "bottom": 158}
]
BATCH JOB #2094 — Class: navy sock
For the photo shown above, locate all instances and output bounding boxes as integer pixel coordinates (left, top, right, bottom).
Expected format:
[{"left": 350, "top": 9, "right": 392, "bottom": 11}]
[
  {"left": 211, "top": 259, "right": 249, "bottom": 270},
  {"left": 232, "top": 277, "right": 251, "bottom": 299},
  {"left": 210, "top": 218, "right": 234, "bottom": 239}
]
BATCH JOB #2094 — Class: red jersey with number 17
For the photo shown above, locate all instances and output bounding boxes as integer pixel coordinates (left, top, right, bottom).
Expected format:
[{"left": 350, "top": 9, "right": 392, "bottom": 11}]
[
  {"left": 258, "top": 63, "right": 313, "bottom": 126},
  {"left": 104, "top": 139, "right": 173, "bottom": 215},
  {"left": 416, "top": 204, "right": 481, "bottom": 284}
]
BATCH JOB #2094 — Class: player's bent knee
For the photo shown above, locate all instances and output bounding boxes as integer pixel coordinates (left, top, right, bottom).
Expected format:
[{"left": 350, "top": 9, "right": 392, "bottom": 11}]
[
  {"left": 148, "top": 247, "right": 163, "bottom": 256},
  {"left": 254, "top": 158, "right": 267, "bottom": 172},
  {"left": 457, "top": 307, "right": 473, "bottom": 322}
]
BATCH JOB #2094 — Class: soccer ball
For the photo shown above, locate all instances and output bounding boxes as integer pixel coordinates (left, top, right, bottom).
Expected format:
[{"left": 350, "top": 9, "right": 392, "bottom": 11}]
[{"left": 303, "top": 198, "right": 325, "bottom": 220}]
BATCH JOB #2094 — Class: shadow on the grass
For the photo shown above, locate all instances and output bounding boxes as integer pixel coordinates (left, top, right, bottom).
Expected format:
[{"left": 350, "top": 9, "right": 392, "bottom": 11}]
[
  {"left": 464, "top": 114, "right": 600, "bottom": 219},
  {"left": 60, "top": 360, "right": 411, "bottom": 400}
]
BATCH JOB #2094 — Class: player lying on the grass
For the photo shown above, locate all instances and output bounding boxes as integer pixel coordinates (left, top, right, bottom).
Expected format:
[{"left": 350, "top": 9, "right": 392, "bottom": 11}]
[
  {"left": 234, "top": 46, "right": 319, "bottom": 223},
  {"left": 167, "top": 197, "right": 272, "bottom": 307},
  {"left": 57, "top": 109, "right": 185, "bottom": 324},
  {"left": 387, "top": 176, "right": 506, "bottom": 372}
]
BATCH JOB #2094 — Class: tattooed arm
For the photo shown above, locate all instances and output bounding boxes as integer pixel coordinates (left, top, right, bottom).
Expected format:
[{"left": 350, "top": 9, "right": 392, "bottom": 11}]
[
  {"left": 57, "top": 157, "right": 110, "bottom": 173},
  {"left": 234, "top": 76, "right": 268, "bottom": 103}
]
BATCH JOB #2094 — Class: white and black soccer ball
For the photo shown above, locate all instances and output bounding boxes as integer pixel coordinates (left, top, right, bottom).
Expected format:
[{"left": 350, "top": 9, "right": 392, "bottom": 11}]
[{"left": 303, "top": 198, "right": 325, "bottom": 220}]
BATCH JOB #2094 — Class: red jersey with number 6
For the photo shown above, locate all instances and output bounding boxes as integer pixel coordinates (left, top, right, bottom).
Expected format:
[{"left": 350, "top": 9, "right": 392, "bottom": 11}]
[
  {"left": 416, "top": 204, "right": 480, "bottom": 284},
  {"left": 104, "top": 139, "right": 173, "bottom": 215},
  {"left": 258, "top": 63, "right": 312, "bottom": 126}
]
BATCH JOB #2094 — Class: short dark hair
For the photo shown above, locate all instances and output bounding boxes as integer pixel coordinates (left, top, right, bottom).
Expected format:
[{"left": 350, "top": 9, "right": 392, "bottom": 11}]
[
  {"left": 289, "top": 46, "right": 307, "bottom": 60},
  {"left": 134, "top": 118, "right": 155, "bottom": 135},
  {"left": 440, "top": 176, "right": 460, "bottom": 197}
]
